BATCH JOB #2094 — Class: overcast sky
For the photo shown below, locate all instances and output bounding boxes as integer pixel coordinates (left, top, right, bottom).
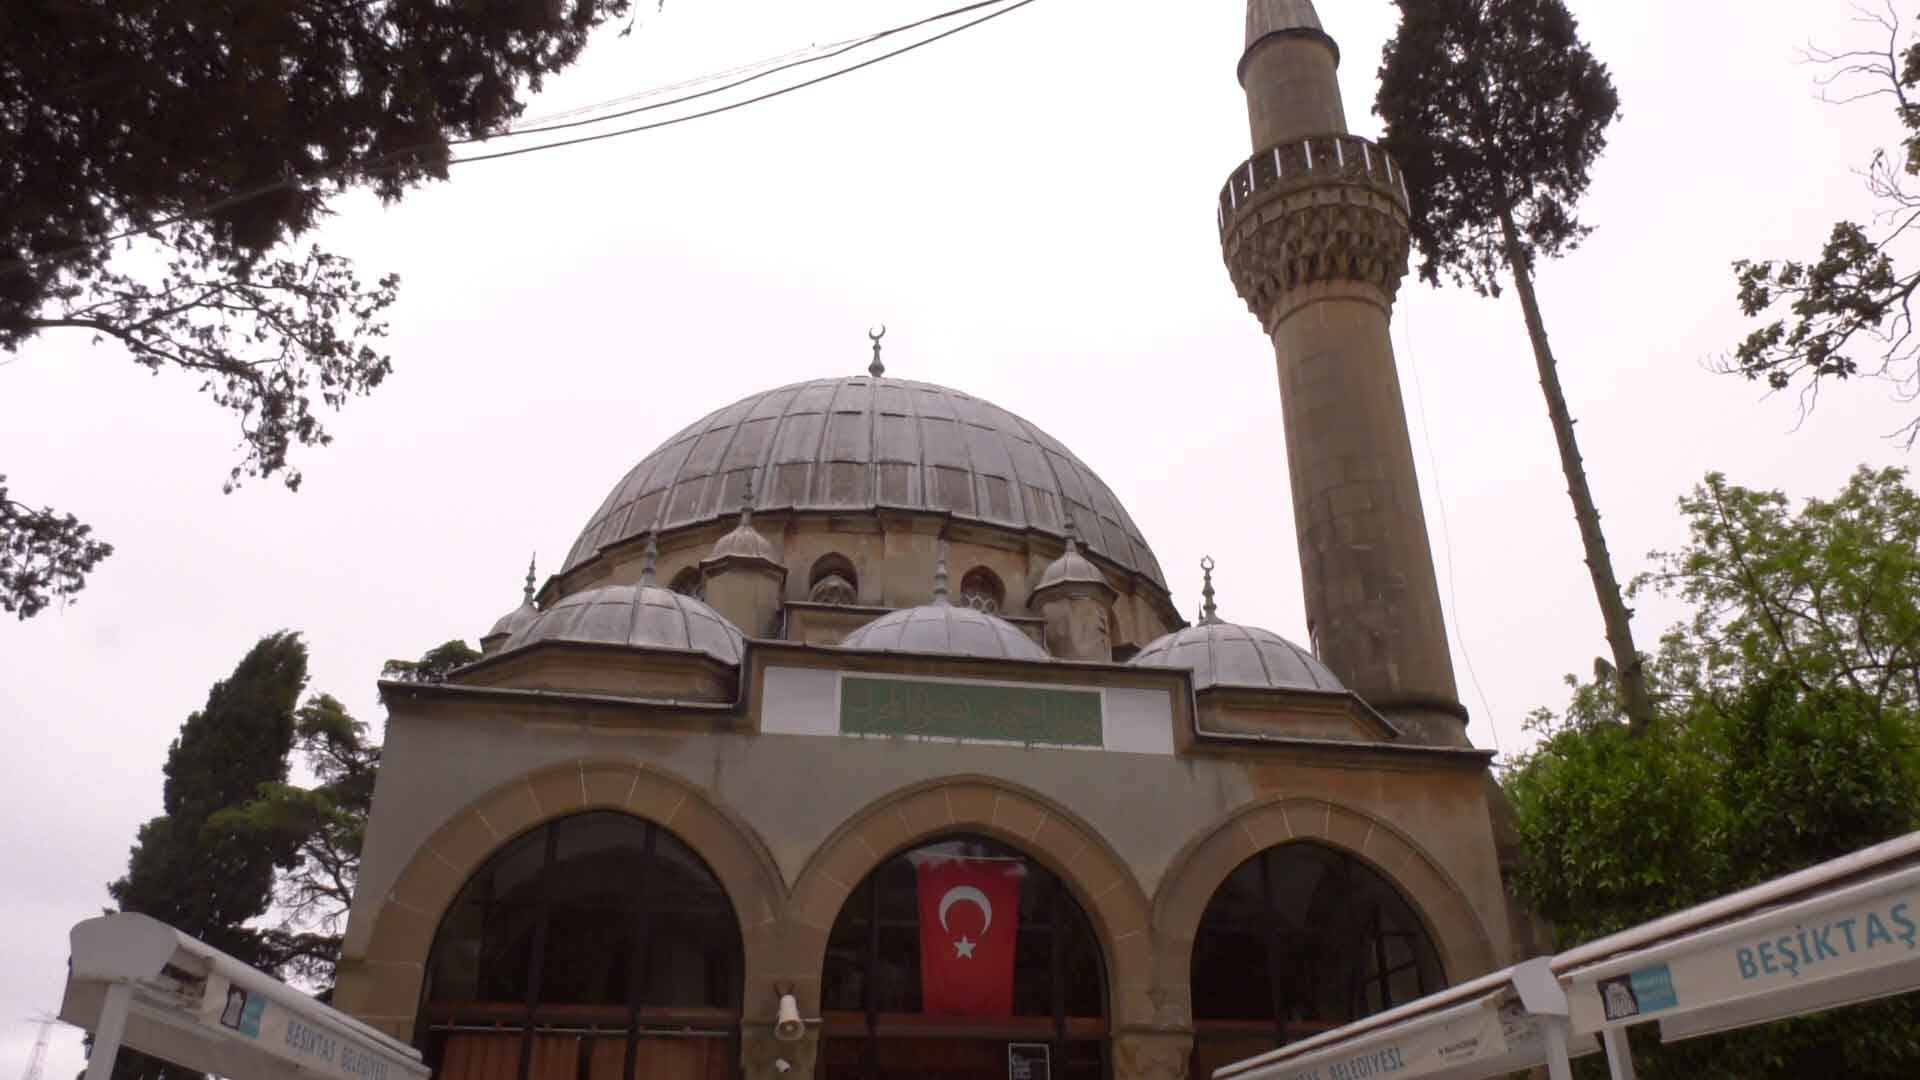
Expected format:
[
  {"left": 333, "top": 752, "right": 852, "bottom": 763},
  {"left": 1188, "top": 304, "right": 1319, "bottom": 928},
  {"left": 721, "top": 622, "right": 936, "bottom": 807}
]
[{"left": 5, "top": 0, "right": 1918, "bottom": 1074}]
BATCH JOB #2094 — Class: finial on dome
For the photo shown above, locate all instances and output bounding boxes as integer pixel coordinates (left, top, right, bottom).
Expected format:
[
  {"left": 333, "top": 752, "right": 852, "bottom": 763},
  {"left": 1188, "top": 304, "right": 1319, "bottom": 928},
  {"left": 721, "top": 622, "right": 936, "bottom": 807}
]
[
  {"left": 1200, "top": 556, "right": 1220, "bottom": 625},
  {"left": 523, "top": 553, "right": 537, "bottom": 603},
  {"left": 641, "top": 535, "right": 660, "bottom": 587},
  {"left": 932, "top": 547, "right": 951, "bottom": 605},
  {"left": 1064, "top": 511, "right": 1085, "bottom": 553},
  {"left": 868, "top": 325, "right": 887, "bottom": 379},
  {"left": 738, "top": 475, "right": 756, "bottom": 528}
]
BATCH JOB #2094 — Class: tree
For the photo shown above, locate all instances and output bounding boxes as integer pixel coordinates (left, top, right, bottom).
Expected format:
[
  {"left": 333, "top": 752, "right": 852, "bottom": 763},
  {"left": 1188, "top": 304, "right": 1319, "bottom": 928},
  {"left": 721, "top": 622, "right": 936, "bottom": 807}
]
[
  {"left": 211, "top": 694, "right": 379, "bottom": 992},
  {"left": 1375, "top": 0, "right": 1653, "bottom": 729},
  {"left": 1506, "top": 467, "right": 1920, "bottom": 1078},
  {"left": 2, "top": 0, "right": 630, "bottom": 618},
  {"left": 381, "top": 638, "right": 483, "bottom": 683},
  {"left": 1729, "top": 5, "right": 1920, "bottom": 447},
  {"left": 106, "top": 632, "right": 309, "bottom": 1080}
]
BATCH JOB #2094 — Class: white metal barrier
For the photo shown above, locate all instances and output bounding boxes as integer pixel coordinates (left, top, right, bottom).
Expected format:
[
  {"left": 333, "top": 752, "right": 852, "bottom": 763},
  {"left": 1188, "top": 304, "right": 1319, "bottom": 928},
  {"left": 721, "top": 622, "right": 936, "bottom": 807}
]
[
  {"left": 60, "top": 913, "right": 430, "bottom": 1080},
  {"left": 1218, "top": 831, "right": 1920, "bottom": 1080}
]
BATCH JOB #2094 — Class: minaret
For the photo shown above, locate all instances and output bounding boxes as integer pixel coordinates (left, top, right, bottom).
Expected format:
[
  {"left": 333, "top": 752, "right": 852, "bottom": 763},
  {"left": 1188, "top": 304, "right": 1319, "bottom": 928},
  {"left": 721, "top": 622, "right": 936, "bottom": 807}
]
[{"left": 1222, "top": 1, "right": 1466, "bottom": 744}]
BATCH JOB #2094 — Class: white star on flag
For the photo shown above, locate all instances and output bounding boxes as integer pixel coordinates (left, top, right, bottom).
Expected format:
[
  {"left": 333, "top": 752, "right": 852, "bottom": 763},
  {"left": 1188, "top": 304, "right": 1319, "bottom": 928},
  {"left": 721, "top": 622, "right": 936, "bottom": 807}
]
[{"left": 953, "top": 935, "right": 977, "bottom": 959}]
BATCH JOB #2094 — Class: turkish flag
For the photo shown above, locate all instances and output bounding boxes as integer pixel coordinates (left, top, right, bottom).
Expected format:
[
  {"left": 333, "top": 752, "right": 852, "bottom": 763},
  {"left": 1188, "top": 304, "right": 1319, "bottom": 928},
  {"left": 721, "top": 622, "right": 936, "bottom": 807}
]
[{"left": 915, "top": 856, "right": 1023, "bottom": 1016}]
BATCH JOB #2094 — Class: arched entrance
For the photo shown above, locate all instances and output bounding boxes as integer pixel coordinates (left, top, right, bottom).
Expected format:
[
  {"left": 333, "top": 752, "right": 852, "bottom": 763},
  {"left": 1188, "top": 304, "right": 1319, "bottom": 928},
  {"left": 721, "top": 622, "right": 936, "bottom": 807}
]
[
  {"left": 818, "top": 835, "right": 1108, "bottom": 1080},
  {"left": 1189, "top": 842, "right": 1443, "bottom": 1077},
  {"left": 420, "top": 811, "right": 744, "bottom": 1080}
]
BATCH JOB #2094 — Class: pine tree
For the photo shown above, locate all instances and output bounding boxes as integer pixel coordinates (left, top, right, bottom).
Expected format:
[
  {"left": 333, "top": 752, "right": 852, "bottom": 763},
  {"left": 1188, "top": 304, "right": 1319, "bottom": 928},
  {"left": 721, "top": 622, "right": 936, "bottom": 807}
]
[
  {"left": 105, "top": 632, "right": 308, "bottom": 1080},
  {"left": 1376, "top": 0, "right": 1652, "bottom": 729}
]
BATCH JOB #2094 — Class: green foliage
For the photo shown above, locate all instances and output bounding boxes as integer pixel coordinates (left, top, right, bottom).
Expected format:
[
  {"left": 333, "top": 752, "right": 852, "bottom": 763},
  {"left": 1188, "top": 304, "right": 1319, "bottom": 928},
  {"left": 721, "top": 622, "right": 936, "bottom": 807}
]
[
  {"left": 1508, "top": 468, "right": 1920, "bottom": 1078},
  {"left": 106, "top": 633, "right": 309, "bottom": 1080},
  {"left": 213, "top": 694, "right": 380, "bottom": 990},
  {"left": 1, "top": 0, "right": 630, "bottom": 617},
  {"left": 1374, "top": 0, "right": 1620, "bottom": 294},
  {"left": 0, "top": 474, "right": 113, "bottom": 618},
  {"left": 381, "top": 638, "right": 482, "bottom": 683},
  {"left": 1641, "top": 467, "right": 1920, "bottom": 708},
  {"left": 1729, "top": 10, "right": 1920, "bottom": 445}
]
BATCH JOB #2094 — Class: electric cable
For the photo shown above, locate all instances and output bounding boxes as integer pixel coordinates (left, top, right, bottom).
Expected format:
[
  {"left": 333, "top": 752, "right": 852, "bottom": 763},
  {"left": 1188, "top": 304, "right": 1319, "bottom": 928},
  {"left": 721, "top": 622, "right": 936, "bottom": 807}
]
[
  {"left": 0, "top": 0, "right": 1039, "bottom": 281},
  {"left": 1399, "top": 301, "right": 1505, "bottom": 760},
  {"left": 448, "top": 0, "right": 1038, "bottom": 166}
]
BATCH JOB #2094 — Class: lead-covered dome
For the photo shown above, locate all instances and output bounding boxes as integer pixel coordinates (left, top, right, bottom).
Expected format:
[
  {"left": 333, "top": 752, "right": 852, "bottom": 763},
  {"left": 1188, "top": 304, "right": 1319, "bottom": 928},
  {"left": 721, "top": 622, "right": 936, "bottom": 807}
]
[
  {"left": 562, "top": 377, "right": 1165, "bottom": 588},
  {"left": 841, "top": 602, "right": 1051, "bottom": 662},
  {"left": 503, "top": 583, "right": 745, "bottom": 665},
  {"left": 1131, "top": 622, "right": 1341, "bottom": 692}
]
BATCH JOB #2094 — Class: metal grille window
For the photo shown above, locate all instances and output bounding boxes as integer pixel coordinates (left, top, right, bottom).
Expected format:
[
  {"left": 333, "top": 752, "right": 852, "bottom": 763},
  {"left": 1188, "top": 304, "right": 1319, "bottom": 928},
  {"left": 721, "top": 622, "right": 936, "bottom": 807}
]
[
  {"left": 819, "top": 835, "right": 1107, "bottom": 1080},
  {"left": 421, "top": 812, "right": 743, "bottom": 1080},
  {"left": 1189, "top": 843, "right": 1442, "bottom": 1079}
]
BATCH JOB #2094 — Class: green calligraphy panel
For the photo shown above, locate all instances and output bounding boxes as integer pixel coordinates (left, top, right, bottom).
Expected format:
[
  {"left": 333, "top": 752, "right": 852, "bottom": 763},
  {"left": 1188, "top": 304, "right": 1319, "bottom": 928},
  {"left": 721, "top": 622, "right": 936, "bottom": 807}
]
[{"left": 839, "top": 677, "right": 1103, "bottom": 747}]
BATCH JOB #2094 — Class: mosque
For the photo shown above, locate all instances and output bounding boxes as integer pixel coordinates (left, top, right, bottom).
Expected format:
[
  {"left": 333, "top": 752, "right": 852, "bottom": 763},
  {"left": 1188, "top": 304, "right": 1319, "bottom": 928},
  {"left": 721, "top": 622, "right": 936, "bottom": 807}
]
[{"left": 333, "top": 4, "right": 1531, "bottom": 1078}]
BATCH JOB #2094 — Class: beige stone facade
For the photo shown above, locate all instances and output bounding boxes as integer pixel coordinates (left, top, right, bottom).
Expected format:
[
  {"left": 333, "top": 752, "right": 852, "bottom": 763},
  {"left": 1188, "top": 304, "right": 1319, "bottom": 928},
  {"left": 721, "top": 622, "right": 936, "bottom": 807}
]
[{"left": 337, "top": 5, "right": 1519, "bottom": 1079}]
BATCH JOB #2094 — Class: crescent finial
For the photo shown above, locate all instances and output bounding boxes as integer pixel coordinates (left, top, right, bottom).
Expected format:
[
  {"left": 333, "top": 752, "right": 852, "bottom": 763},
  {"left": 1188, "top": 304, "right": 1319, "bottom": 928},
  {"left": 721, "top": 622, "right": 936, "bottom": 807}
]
[{"left": 868, "top": 325, "right": 887, "bottom": 378}]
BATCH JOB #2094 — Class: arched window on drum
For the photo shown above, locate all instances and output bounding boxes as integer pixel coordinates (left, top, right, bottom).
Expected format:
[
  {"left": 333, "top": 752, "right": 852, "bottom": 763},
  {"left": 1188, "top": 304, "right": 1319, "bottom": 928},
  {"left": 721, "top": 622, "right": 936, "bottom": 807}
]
[
  {"left": 958, "top": 568, "right": 1004, "bottom": 614},
  {"left": 1188, "top": 843, "right": 1443, "bottom": 1078},
  {"left": 421, "top": 812, "right": 742, "bottom": 1080}
]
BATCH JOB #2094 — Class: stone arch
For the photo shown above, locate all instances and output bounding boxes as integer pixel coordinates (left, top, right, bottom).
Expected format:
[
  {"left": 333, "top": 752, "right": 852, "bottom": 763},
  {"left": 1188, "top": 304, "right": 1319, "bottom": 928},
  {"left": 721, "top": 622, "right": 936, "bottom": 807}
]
[
  {"left": 341, "top": 756, "right": 786, "bottom": 1038},
  {"left": 780, "top": 775, "right": 1157, "bottom": 1029},
  {"left": 1151, "top": 796, "right": 1496, "bottom": 1022}
]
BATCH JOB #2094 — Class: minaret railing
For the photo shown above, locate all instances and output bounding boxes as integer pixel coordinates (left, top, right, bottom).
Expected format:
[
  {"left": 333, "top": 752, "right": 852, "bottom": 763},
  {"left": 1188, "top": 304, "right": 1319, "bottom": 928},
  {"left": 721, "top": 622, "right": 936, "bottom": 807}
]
[{"left": 1216, "top": 133, "right": 1410, "bottom": 236}]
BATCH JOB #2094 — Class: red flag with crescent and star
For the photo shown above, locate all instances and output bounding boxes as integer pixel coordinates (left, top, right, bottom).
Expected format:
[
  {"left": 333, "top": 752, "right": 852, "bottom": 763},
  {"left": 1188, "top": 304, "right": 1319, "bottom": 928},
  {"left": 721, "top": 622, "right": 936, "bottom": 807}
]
[{"left": 915, "top": 856, "right": 1022, "bottom": 1016}]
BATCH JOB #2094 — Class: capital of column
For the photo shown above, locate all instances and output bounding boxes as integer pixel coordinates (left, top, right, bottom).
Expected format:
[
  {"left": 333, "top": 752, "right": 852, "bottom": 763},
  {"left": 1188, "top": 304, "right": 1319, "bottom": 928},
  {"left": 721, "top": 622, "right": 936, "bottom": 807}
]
[{"left": 1218, "top": 134, "right": 1413, "bottom": 331}]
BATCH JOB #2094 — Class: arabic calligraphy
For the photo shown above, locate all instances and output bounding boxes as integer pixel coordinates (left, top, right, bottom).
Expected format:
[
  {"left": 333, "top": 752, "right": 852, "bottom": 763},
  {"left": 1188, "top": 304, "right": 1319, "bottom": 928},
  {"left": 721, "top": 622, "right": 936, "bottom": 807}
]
[{"left": 839, "top": 678, "right": 1102, "bottom": 747}]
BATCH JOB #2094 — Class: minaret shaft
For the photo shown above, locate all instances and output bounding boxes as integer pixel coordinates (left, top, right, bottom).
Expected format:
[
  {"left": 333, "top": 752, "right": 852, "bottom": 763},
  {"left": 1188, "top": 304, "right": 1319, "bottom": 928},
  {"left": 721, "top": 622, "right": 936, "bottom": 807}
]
[{"left": 1224, "top": 6, "right": 1466, "bottom": 744}]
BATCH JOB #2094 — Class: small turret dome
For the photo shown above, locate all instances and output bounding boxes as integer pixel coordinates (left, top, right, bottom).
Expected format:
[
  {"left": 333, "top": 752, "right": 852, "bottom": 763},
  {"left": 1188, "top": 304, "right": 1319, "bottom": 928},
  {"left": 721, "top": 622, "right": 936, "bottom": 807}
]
[
  {"left": 840, "top": 556, "right": 1049, "bottom": 661},
  {"left": 707, "top": 480, "right": 779, "bottom": 565},
  {"left": 1030, "top": 516, "right": 1115, "bottom": 599}
]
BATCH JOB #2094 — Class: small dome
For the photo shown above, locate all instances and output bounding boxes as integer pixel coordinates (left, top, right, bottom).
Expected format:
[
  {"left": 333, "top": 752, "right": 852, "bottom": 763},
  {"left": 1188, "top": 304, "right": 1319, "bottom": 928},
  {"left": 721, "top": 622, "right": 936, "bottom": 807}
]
[
  {"left": 1031, "top": 518, "right": 1112, "bottom": 598},
  {"left": 1131, "top": 622, "right": 1341, "bottom": 692},
  {"left": 841, "top": 603, "right": 1050, "bottom": 661},
  {"left": 708, "top": 483, "right": 779, "bottom": 564},
  {"left": 486, "top": 599, "right": 540, "bottom": 641},
  {"left": 503, "top": 583, "right": 745, "bottom": 665}
]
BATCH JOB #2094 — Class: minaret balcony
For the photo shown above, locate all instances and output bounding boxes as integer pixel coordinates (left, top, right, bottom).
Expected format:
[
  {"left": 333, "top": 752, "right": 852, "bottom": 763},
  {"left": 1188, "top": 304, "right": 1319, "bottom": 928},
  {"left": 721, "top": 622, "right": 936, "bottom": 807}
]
[{"left": 1216, "top": 133, "right": 1409, "bottom": 238}]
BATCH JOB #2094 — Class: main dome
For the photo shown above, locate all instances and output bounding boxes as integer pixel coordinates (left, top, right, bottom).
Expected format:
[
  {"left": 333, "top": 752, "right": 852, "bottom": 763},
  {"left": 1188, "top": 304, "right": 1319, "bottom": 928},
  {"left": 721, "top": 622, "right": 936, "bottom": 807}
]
[{"left": 562, "top": 376, "right": 1166, "bottom": 587}]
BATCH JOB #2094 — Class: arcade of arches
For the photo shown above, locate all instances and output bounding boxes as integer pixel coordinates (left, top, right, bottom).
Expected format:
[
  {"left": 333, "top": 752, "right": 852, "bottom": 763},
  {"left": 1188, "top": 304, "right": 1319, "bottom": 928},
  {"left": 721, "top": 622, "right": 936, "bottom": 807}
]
[{"left": 412, "top": 808, "right": 1452, "bottom": 1080}]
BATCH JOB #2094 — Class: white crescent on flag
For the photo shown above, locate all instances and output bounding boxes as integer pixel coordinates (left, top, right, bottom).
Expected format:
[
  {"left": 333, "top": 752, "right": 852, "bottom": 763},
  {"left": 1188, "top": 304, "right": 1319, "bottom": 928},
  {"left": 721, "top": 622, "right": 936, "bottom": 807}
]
[{"left": 938, "top": 885, "right": 993, "bottom": 935}]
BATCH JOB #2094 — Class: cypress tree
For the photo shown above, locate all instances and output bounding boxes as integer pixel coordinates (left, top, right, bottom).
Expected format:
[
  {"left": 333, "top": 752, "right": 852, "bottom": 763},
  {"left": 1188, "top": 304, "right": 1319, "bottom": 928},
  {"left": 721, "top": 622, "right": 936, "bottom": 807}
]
[
  {"left": 104, "top": 632, "right": 307, "bottom": 1080},
  {"left": 1376, "top": 0, "right": 1653, "bottom": 730}
]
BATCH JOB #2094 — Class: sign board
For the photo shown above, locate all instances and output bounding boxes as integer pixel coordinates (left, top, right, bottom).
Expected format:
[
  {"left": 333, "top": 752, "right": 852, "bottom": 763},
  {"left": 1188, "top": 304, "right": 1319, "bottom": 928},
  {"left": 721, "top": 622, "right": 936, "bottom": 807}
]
[
  {"left": 841, "top": 676, "right": 1103, "bottom": 747},
  {"left": 1008, "top": 1042, "right": 1051, "bottom": 1080},
  {"left": 1567, "top": 871, "right": 1920, "bottom": 1036}
]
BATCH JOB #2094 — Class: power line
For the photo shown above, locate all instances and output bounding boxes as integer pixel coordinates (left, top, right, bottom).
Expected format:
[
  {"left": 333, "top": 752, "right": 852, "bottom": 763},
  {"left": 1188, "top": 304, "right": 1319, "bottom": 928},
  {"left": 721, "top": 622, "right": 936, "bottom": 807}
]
[
  {"left": 0, "top": 0, "right": 1040, "bottom": 281},
  {"left": 472, "top": 0, "right": 1016, "bottom": 144},
  {"left": 450, "top": 0, "right": 1038, "bottom": 166},
  {"left": 1398, "top": 300, "right": 1504, "bottom": 761}
]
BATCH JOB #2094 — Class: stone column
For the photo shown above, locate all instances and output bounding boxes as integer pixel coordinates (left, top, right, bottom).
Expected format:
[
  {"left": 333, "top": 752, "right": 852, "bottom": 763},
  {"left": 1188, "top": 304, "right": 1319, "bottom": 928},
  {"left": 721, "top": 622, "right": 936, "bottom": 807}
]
[
  {"left": 1222, "top": 15, "right": 1466, "bottom": 745},
  {"left": 1113, "top": 1032, "right": 1194, "bottom": 1080}
]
